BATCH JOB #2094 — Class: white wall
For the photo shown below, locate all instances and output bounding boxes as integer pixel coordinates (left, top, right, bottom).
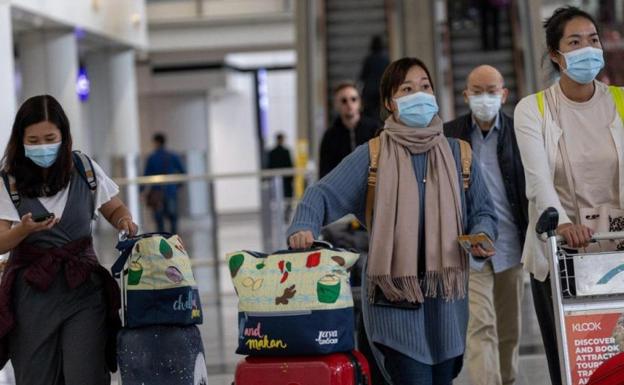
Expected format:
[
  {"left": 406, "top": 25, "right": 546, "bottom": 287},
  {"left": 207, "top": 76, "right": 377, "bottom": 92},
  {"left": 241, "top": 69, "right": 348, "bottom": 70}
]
[
  {"left": 208, "top": 71, "right": 261, "bottom": 214},
  {"left": 0, "top": 3, "right": 16, "bottom": 152},
  {"left": 264, "top": 70, "right": 297, "bottom": 152},
  {"left": 148, "top": 0, "right": 290, "bottom": 21},
  {"left": 10, "top": 0, "right": 147, "bottom": 49},
  {"left": 139, "top": 93, "right": 209, "bottom": 154}
]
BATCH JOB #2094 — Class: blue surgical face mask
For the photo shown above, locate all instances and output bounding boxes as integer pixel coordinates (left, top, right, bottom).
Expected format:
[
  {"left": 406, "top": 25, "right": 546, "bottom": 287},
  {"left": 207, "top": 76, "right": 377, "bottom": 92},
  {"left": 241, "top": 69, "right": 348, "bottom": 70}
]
[
  {"left": 559, "top": 46, "right": 604, "bottom": 84},
  {"left": 24, "top": 142, "right": 62, "bottom": 168},
  {"left": 395, "top": 92, "right": 439, "bottom": 127}
]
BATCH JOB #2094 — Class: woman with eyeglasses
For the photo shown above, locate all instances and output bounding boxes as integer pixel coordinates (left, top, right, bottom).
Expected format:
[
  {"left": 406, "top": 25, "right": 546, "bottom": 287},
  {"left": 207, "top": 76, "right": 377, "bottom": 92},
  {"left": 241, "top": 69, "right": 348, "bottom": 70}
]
[
  {"left": 514, "top": 6, "right": 624, "bottom": 385},
  {"left": 288, "top": 57, "right": 497, "bottom": 385},
  {"left": 318, "top": 82, "right": 380, "bottom": 178}
]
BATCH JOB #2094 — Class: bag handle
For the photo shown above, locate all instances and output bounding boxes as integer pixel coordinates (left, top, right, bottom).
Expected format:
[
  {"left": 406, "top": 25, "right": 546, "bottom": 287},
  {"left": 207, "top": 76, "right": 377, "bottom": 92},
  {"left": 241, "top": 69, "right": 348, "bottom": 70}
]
[
  {"left": 244, "top": 240, "right": 337, "bottom": 258},
  {"left": 111, "top": 232, "right": 175, "bottom": 277}
]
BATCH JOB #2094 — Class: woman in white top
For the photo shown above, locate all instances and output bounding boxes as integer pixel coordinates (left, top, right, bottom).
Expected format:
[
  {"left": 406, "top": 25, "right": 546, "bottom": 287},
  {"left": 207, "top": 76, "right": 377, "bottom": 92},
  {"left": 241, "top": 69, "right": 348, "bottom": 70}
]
[
  {"left": 0, "top": 95, "right": 138, "bottom": 385},
  {"left": 514, "top": 6, "right": 624, "bottom": 385}
]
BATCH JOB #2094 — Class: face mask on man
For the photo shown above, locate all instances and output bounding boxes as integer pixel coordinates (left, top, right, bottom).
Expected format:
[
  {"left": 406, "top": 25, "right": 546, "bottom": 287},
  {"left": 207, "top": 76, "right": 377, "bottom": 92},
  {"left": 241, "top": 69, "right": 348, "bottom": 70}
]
[
  {"left": 395, "top": 92, "right": 439, "bottom": 128},
  {"left": 24, "top": 142, "right": 61, "bottom": 168},
  {"left": 468, "top": 93, "right": 502, "bottom": 122},
  {"left": 559, "top": 46, "right": 605, "bottom": 84}
]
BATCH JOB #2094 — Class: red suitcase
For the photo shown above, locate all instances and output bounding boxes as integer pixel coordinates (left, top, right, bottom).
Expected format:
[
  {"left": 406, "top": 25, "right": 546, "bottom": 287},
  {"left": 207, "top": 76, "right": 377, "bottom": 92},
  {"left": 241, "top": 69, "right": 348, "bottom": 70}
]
[{"left": 234, "top": 350, "right": 370, "bottom": 385}]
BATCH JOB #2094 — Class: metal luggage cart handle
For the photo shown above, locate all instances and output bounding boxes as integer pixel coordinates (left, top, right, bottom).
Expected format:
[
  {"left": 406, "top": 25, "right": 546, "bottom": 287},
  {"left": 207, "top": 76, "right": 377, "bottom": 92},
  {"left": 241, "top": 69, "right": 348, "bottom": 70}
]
[{"left": 539, "top": 231, "right": 624, "bottom": 244}]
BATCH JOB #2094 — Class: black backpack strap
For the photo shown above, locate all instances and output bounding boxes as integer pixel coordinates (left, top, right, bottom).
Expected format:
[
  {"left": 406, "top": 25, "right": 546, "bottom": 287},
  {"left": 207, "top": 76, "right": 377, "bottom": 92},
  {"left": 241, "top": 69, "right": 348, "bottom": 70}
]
[
  {"left": 1, "top": 172, "right": 20, "bottom": 208},
  {"left": 72, "top": 151, "right": 97, "bottom": 192}
]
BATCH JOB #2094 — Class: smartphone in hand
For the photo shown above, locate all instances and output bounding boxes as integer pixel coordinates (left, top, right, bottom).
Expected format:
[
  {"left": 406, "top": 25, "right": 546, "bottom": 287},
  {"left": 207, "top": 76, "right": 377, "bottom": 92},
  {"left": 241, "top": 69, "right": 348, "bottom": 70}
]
[
  {"left": 458, "top": 233, "right": 495, "bottom": 256},
  {"left": 32, "top": 213, "right": 54, "bottom": 223}
]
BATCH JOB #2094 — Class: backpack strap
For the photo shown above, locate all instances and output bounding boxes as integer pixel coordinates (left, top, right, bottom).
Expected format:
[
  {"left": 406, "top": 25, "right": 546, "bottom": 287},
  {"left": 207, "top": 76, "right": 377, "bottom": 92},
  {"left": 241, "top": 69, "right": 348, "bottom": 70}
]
[
  {"left": 537, "top": 87, "right": 624, "bottom": 122},
  {"left": 608, "top": 86, "right": 624, "bottom": 123},
  {"left": 365, "top": 136, "right": 472, "bottom": 230},
  {"left": 458, "top": 139, "right": 472, "bottom": 190},
  {"left": 72, "top": 151, "right": 97, "bottom": 192},
  {"left": 1, "top": 172, "right": 19, "bottom": 208},
  {"left": 536, "top": 90, "right": 545, "bottom": 117},
  {"left": 365, "top": 137, "right": 380, "bottom": 230}
]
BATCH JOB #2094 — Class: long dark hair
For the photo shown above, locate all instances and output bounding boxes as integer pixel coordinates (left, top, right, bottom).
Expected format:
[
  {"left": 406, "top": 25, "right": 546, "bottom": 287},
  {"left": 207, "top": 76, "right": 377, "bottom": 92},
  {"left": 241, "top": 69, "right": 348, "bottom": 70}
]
[
  {"left": 2, "top": 95, "right": 74, "bottom": 198},
  {"left": 379, "top": 57, "right": 435, "bottom": 120},
  {"left": 544, "top": 6, "right": 600, "bottom": 72}
]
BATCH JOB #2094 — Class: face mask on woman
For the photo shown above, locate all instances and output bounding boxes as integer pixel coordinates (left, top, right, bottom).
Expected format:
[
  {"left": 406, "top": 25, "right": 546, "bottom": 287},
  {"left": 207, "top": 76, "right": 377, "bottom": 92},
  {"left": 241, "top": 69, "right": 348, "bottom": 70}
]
[
  {"left": 24, "top": 142, "right": 61, "bottom": 168},
  {"left": 395, "top": 92, "right": 439, "bottom": 128},
  {"left": 468, "top": 93, "right": 502, "bottom": 122},
  {"left": 559, "top": 46, "right": 605, "bottom": 84}
]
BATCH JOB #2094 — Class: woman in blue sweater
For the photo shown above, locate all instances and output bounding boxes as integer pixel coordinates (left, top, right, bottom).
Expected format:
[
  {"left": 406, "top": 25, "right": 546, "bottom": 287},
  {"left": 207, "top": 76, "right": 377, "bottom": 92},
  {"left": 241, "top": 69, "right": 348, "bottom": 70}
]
[{"left": 288, "top": 57, "right": 498, "bottom": 385}]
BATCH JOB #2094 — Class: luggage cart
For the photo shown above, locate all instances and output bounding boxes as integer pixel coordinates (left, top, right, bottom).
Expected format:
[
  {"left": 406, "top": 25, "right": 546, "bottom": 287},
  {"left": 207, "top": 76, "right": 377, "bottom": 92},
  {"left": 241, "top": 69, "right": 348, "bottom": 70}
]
[{"left": 537, "top": 208, "right": 624, "bottom": 385}]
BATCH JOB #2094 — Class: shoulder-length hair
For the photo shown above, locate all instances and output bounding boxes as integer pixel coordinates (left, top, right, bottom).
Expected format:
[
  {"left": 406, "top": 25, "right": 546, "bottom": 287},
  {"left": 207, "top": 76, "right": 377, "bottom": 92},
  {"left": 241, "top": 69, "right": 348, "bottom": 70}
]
[
  {"left": 2, "top": 95, "right": 74, "bottom": 198},
  {"left": 379, "top": 57, "right": 435, "bottom": 120}
]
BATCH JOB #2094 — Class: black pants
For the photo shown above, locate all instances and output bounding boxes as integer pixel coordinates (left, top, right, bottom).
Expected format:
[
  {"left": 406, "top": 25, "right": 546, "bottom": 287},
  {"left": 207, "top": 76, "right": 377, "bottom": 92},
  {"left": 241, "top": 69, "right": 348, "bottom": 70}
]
[
  {"left": 530, "top": 275, "right": 563, "bottom": 385},
  {"left": 8, "top": 272, "right": 109, "bottom": 385}
]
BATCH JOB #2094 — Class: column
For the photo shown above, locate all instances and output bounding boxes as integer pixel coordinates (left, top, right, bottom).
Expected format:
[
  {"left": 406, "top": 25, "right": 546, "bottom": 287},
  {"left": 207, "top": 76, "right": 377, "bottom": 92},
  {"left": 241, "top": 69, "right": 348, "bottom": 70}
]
[
  {"left": 0, "top": 3, "right": 16, "bottom": 151},
  {"left": 18, "top": 31, "right": 87, "bottom": 153},
  {"left": 295, "top": 0, "right": 326, "bottom": 164},
  {"left": 87, "top": 49, "right": 141, "bottom": 226}
]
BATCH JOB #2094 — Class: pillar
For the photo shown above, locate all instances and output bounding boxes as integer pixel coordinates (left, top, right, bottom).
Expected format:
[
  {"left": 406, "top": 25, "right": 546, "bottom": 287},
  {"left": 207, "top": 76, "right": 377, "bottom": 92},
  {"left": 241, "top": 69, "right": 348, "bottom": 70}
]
[
  {"left": 0, "top": 3, "right": 16, "bottom": 151},
  {"left": 18, "top": 30, "right": 87, "bottom": 153},
  {"left": 87, "top": 49, "right": 141, "bottom": 225}
]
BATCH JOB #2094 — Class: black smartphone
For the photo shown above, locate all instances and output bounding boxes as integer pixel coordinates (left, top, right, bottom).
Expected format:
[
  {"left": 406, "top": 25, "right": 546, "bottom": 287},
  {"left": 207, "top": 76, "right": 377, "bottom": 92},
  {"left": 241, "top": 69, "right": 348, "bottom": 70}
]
[{"left": 32, "top": 213, "right": 54, "bottom": 222}]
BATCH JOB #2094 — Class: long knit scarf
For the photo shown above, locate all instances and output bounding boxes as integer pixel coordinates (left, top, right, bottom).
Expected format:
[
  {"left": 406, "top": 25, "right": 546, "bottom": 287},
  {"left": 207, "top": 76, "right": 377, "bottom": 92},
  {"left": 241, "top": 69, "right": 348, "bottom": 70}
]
[{"left": 367, "top": 115, "right": 466, "bottom": 304}]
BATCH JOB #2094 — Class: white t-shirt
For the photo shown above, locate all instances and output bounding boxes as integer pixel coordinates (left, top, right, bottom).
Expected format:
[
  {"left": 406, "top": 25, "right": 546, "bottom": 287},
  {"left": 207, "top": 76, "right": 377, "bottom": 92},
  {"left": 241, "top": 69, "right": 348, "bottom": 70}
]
[{"left": 0, "top": 160, "right": 120, "bottom": 223}]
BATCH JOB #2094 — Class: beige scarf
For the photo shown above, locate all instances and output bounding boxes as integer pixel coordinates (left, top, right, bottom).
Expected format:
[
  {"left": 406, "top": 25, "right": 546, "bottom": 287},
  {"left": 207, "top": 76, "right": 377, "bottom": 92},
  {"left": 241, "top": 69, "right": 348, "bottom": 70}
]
[{"left": 367, "top": 115, "right": 466, "bottom": 304}]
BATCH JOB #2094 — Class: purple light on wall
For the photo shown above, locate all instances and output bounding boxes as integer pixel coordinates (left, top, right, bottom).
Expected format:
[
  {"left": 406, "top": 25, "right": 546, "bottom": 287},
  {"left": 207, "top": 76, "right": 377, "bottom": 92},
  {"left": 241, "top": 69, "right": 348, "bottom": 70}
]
[
  {"left": 257, "top": 68, "right": 269, "bottom": 140},
  {"left": 76, "top": 67, "right": 90, "bottom": 102}
]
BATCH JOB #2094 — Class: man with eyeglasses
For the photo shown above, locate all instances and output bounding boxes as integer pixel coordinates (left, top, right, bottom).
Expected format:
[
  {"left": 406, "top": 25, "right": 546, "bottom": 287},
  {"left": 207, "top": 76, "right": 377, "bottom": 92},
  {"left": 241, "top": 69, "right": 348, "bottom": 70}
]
[
  {"left": 444, "top": 65, "right": 528, "bottom": 385},
  {"left": 319, "top": 82, "right": 379, "bottom": 178}
]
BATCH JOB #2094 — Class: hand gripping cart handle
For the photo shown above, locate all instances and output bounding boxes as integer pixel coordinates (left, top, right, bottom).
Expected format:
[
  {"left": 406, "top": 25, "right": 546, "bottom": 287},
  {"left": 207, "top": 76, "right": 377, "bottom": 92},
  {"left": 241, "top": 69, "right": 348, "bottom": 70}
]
[{"left": 537, "top": 208, "right": 624, "bottom": 385}]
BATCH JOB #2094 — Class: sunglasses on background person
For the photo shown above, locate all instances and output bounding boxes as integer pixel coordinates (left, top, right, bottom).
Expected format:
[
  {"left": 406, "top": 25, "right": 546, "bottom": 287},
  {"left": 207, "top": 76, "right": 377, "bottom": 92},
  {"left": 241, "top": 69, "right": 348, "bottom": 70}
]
[{"left": 341, "top": 96, "right": 359, "bottom": 105}]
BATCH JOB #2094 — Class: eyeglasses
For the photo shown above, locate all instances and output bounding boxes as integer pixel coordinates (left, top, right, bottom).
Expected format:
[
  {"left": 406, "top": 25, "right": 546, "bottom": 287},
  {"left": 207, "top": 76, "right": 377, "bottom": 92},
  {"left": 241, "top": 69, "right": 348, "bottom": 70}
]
[{"left": 340, "top": 96, "right": 359, "bottom": 105}]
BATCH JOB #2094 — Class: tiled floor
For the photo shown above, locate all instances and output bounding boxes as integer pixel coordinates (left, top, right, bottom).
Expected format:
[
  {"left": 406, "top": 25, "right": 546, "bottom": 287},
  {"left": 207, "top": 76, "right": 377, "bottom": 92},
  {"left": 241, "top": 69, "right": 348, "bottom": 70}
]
[{"left": 0, "top": 213, "right": 552, "bottom": 384}]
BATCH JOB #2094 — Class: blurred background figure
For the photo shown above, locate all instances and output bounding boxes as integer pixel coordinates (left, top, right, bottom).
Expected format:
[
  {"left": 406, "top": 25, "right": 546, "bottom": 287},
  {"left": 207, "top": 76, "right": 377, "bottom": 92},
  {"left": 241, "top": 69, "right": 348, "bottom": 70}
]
[
  {"left": 143, "top": 133, "right": 186, "bottom": 234},
  {"left": 267, "top": 132, "right": 294, "bottom": 220},
  {"left": 319, "top": 82, "right": 379, "bottom": 179},
  {"left": 479, "top": 0, "right": 511, "bottom": 51},
  {"left": 359, "top": 35, "right": 389, "bottom": 122},
  {"left": 445, "top": 64, "right": 527, "bottom": 385}
]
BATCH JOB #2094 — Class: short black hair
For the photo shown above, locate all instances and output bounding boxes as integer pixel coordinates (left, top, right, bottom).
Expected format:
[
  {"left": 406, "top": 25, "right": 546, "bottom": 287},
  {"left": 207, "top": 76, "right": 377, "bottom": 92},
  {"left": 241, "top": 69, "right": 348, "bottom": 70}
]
[
  {"left": 153, "top": 133, "right": 166, "bottom": 146},
  {"left": 276, "top": 133, "right": 285, "bottom": 142},
  {"left": 543, "top": 6, "right": 600, "bottom": 72}
]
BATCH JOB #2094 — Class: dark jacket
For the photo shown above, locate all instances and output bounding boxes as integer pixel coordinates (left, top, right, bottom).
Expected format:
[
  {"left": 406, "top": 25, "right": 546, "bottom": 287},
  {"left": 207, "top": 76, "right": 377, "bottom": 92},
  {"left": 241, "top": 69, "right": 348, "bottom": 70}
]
[
  {"left": 319, "top": 116, "right": 379, "bottom": 178},
  {"left": 444, "top": 111, "right": 528, "bottom": 244},
  {"left": 267, "top": 145, "right": 294, "bottom": 198}
]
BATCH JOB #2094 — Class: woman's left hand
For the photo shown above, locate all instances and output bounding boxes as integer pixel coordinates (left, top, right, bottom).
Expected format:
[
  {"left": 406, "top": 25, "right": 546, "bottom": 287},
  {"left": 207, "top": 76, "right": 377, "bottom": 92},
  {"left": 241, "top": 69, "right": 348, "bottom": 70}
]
[
  {"left": 470, "top": 244, "right": 496, "bottom": 259},
  {"left": 117, "top": 217, "right": 138, "bottom": 237}
]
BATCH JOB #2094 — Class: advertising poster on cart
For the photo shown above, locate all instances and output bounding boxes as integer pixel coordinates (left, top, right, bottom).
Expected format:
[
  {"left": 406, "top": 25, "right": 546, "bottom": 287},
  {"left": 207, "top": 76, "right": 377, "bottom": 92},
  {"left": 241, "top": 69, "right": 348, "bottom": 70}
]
[{"left": 565, "top": 310, "right": 624, "bottom": 384}]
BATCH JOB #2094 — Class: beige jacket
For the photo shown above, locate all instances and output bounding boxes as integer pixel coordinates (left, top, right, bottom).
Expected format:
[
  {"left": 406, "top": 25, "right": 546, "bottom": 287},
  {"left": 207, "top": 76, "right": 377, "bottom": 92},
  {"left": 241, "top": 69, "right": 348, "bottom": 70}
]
[{"left": 513, "top": 82, "right": 624, "bottom": 281}]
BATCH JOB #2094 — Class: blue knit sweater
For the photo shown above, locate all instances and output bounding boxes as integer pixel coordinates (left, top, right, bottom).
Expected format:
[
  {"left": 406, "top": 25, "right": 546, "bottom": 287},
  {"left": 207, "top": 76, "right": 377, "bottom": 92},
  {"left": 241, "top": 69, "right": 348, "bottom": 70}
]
[{"left": 287, "top": 138, "right": 498, "bottom": 365}]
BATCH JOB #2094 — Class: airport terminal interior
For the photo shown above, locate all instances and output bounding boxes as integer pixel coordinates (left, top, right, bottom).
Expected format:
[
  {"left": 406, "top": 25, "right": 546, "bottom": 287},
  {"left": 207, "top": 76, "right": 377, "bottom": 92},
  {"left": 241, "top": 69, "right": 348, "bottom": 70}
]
[{"left": 0, "top": 0, "right": 624, "bottom": 384}]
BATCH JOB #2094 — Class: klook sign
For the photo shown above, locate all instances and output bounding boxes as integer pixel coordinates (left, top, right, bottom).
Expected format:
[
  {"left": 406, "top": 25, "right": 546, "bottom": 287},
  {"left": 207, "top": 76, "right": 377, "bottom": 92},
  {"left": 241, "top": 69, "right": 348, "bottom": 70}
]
[{"left": 564, "top": 311, "right": 624, "bottom": 384}]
